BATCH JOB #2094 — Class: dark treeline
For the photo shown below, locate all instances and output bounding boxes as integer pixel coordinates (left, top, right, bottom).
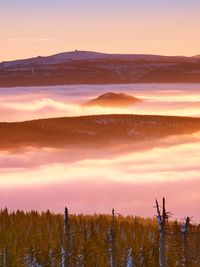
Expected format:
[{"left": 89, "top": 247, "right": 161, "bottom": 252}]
[{"left": 0, "top": 207, "right": 200, "bottom": 267}]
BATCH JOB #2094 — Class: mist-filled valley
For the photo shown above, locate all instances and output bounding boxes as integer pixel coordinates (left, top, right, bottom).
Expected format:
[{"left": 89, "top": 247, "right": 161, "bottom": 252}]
[
  {"left": 0, "top": 83, "right": 200, "bottom": 221},
  {"left": 1, "top": 83, "right": 200, "bottom": 122}
]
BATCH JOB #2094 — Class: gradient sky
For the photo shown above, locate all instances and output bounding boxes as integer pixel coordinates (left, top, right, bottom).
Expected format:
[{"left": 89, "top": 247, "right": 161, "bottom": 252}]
[{"left": 1, "top": 0, "right": 200, "bottom": 61}]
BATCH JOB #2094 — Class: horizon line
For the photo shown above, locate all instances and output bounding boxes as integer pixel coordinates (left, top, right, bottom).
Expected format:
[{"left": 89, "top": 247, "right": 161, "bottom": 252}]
[{"left": 1, "top": 49, "right": 200, "bottom": 63}]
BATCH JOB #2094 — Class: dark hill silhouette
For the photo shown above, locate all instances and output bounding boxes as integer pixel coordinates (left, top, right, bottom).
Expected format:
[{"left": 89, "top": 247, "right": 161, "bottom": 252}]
[
  {"left": 83, "top": 92, "right": 141, "bottom": 107},
  {"left": 0, "top": 114, "right": 200, "bottom": 149},
  {"left": 1, "top": 51, "right": 200, "bottom": 86}
]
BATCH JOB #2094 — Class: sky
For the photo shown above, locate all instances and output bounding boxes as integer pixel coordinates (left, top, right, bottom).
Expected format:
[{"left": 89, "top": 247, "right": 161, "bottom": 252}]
[{"left": 1, "top": 0, "right": 200, "bottom": 61}]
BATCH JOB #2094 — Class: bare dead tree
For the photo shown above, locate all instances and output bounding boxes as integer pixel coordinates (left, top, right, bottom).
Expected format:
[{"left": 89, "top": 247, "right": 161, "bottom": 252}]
[
  {"left": 109, "top": 208, "right": 116, "bottom": 267},
  {"left": 181, "top": 217, "right": 191, "bottom": 267},
  {"left": 126, "top": 248, "right": 134, "bottom": 267},
  {"left": 3, "top": 245, "right": 7, "bottom": 267},
  {"left": 64, "top": 207, "right": 70, "bottom": 267},
  {"left": 196, "top": 224, "right": 200, "bottom": 265},
  {"left": 156, "top": 198, "right": 169, "bottom": 267}
]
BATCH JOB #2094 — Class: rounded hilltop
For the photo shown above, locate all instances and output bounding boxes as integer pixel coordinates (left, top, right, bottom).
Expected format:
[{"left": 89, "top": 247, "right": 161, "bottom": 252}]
[{"left": 83, "top": 92, "right": 141, "bottom": 107}]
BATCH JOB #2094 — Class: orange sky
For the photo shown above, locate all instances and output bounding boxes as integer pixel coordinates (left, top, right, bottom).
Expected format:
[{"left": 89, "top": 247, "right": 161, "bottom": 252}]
[{"left": 1, "top": 1, "right": 200, "bottom": 61}]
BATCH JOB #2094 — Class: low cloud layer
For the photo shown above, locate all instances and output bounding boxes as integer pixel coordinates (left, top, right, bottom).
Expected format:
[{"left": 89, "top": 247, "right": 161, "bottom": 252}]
[
  {"left": 0, "top": 84, "right": 200, "bottom": 121},
  {"left": 0, "top": 84, "right": 200, "bottom": 220},
  {"left": 0, "top": 134, "right": 200, "bottom": 220}
]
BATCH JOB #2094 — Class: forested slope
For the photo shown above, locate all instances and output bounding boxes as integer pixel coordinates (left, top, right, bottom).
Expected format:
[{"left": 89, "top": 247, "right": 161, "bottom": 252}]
[
  {"left": 1, "top": 51, "right": 200, "bottom": 86},
  {"left": 0, "top": 114, "right": 200, "bottom": 149},
  {"left": 0, "top": 209, "right": 200, "bottom": 266}
]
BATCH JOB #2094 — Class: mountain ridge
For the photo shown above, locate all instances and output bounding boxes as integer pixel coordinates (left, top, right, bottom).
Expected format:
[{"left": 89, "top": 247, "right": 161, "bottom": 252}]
[
  {"left": 1, "top": 114, "right": 200, "bottom": 149},
  {"left": 1, "top": 50, "right": 193, "bottom": 66},
  {"left": 1, "top": 50, "right": 200, "bottom": 86}
]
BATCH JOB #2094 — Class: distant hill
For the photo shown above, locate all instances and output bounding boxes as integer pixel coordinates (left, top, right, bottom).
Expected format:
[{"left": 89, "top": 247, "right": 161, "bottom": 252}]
[
  {"left": 83, "top": 92, "right": 141, "bottom": 107},
  {"left": 0, "top": 114, "right": 200, "bottom": 149},
  {"left": 1, "top": 50, "right": 200, "bottom": 86},
  {"left": 0, "top": 51, "right": 189, "bottom": 67}
]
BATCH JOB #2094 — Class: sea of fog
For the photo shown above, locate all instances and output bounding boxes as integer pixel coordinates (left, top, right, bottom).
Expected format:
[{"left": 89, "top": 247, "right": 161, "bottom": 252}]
[
  {"left": 0, "top": 83, "right": 200, "bottom": 121},
  {"left": 0, "top": 83, "right": 200, "bottom": 221}
]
